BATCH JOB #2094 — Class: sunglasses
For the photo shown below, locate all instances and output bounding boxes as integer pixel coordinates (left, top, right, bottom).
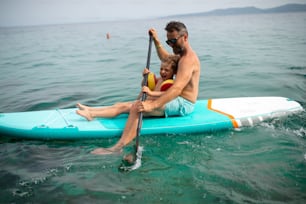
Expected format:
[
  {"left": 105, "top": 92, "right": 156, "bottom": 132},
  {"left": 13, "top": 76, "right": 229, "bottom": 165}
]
[{"left": 166, "top": 35, "right": 182, "bottom": 46}]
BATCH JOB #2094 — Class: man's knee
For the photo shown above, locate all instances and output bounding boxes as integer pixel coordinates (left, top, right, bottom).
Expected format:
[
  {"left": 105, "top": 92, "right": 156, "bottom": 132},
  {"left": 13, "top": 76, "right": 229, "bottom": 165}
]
[{"left": 129, "top": 102, "right": 138, "bottom": 113}]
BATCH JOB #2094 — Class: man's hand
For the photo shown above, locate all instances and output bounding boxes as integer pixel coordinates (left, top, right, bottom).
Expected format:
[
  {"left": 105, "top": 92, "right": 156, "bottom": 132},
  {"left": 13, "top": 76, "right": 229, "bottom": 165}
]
[
  {"left": 148, "top": 28, "right": 158, "bottom": 41},
  {"left": 136, "top": 100, "right": 155, "bottom": 113}
]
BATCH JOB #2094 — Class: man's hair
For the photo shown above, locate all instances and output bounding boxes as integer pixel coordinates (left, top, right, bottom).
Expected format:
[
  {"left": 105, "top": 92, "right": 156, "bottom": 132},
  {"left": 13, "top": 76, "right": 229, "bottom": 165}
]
[
  {"left": 164, "top": 55, "right": 180, "bottom": 74},
  {"left": 165, "top": 21, "right": 188, "bottom": 36}
]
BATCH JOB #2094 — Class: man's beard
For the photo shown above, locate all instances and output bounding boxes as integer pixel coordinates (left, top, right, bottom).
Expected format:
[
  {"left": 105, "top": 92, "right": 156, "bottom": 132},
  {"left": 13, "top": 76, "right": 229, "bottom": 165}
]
[{"left": 173, "top": 46, "right": 184, "bottom": 55}]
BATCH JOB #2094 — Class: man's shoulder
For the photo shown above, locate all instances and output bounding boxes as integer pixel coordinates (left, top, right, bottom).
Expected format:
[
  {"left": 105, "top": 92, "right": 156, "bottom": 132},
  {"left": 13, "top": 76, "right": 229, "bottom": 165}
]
[{"left": 180, "top": 52, "right": 199, "bottom": 65}]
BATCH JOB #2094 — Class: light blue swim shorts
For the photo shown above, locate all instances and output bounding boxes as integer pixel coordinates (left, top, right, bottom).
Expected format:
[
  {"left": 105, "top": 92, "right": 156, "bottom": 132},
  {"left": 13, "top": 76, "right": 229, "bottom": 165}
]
[{"left": 165, "top": 96, "right": 195, "bottom": 117}]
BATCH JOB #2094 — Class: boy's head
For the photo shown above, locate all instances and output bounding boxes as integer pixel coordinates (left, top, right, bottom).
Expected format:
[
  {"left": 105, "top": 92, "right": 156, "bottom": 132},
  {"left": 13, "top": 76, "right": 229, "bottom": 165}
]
[{"left": 160, "top": 55, "right": 180, "bottom": 80}]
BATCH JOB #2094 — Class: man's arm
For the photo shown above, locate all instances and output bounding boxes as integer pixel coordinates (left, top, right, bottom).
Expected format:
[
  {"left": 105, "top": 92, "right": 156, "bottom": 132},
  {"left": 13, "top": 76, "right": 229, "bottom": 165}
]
[{"left": 149, "top": 28, "right": 169, "bottom": 61}]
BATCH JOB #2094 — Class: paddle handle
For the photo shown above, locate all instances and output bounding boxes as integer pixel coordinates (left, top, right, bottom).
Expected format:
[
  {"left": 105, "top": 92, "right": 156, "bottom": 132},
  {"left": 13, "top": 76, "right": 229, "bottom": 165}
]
[
  {"left": 142, "top": 35, "right": 153, "bottom": 101},
  {"left": 135, "top": 35, "right": 153, "bottom": 149}
]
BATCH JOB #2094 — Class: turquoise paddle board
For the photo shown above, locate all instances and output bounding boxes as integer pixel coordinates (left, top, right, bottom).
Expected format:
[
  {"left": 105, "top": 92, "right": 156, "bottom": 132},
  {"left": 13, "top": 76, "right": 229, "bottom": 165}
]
[{"left": 0, "top": 97, "right": 303, "bottom": 140}]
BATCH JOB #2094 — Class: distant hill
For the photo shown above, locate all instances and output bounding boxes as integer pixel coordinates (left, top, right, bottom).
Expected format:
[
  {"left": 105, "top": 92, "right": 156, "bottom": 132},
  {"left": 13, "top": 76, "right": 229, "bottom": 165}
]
[{"left": 165, "top": 3, "right": 306, "bottom": 18}]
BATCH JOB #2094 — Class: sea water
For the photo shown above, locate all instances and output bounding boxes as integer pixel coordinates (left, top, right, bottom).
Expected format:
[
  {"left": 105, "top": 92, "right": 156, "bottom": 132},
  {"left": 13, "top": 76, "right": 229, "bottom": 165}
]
[{"left": 0, "top": 13, "right": 305, "bottom": 203}]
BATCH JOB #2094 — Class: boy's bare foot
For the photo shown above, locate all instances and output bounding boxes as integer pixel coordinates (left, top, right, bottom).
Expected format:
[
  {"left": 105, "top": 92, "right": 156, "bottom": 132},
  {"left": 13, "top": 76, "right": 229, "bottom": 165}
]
[
  {"left": 76, "top": 109, "right": 93, "bottom": 121},
  {"left": 76, "top": 103, "right": 89, "bottom": 110}
]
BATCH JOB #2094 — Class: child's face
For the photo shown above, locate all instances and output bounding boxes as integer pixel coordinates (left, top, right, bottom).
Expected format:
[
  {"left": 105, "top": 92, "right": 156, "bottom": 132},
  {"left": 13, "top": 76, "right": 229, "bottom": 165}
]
[{"left": 159, "top": 62, "right": 174, "bottom": 81}]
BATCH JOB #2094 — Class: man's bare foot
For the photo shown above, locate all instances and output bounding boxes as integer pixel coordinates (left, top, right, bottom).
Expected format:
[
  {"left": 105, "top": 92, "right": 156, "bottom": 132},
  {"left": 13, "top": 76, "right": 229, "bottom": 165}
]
[
  {"left": 76, "top": 103, "right": 89, "bottom": 110},
  {"left": 123, "top": 153, "right": 135, "bottom": 164},
  {"left": 76, "top": 109, "right": 93, "bottom": 121},
  {"left": 91, "top": 147, "right": 122, "bottom": 155}
]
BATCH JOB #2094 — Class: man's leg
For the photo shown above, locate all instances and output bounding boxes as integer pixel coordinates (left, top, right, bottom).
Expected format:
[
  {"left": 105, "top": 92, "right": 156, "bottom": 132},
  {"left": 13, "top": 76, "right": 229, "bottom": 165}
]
[{"left": 91, "top": 102, "right": 140, "bottom": 155}]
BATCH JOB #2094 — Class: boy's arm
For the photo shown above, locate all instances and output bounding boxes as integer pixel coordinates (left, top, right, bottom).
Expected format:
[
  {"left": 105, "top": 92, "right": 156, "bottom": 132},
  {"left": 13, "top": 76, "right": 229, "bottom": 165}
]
[{"left": 142, "top": 86, "right": 165, "bottom": 97}]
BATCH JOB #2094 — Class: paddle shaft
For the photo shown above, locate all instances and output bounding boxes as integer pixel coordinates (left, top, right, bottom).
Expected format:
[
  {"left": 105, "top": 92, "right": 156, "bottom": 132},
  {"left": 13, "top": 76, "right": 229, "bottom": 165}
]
[{"left": 135, "top": 35, "right": 153, "bottom": 150}]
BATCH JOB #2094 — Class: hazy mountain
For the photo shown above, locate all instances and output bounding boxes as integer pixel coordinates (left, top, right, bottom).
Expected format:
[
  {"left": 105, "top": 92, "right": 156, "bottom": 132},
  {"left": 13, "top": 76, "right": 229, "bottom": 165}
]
[{"left": 165, "top": 3, "right": 306, "bottom": 18}]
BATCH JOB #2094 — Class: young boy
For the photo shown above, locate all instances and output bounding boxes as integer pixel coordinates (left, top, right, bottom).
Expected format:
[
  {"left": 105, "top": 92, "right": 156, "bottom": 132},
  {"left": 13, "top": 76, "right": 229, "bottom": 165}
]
[{"left": 76, "top": 55, "right": 179, "bottom": 121}]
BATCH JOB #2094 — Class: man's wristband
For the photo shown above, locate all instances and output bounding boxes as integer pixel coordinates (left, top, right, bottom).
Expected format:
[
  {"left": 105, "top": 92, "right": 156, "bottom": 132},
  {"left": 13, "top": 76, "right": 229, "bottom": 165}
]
[{"left": 156, "top": 44, "right": 162, "bottom": 49}]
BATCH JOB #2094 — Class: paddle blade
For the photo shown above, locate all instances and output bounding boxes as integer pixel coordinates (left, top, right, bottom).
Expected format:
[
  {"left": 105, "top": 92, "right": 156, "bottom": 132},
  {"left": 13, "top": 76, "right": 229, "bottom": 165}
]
[{"left": 119, "top": 146, "right": 143, "bottom": 172}]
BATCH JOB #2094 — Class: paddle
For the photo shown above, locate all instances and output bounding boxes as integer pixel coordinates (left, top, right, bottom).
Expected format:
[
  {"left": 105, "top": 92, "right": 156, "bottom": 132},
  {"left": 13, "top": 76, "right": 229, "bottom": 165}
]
[
  {"left": 119, "top": 34, "right": 153, "bottom": 171},
  {"left": 136, "top": 35, "right": 153, "bottom": 151}
]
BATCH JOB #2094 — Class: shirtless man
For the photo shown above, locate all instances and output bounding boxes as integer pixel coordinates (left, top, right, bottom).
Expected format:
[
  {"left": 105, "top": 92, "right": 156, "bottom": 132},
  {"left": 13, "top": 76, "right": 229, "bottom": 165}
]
[
  {"left": 92, "top": 21, "right": 201, "bottom": 154},
  {"left": 76, "top": 55, "right": 179, "bottom": 120}
]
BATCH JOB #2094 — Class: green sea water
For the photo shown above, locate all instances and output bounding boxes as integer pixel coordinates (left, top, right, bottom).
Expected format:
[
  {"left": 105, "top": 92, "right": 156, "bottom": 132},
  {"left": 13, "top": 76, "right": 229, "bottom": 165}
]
[{"left": 0, "top": 13, "right": 306, "bottom": 203}]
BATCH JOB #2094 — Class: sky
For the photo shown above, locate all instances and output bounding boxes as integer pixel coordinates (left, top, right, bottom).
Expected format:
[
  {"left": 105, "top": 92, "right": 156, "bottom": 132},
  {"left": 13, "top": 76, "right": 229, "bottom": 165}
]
[{"left": 0, "top": 0, "right": 306, "bottom": 27}]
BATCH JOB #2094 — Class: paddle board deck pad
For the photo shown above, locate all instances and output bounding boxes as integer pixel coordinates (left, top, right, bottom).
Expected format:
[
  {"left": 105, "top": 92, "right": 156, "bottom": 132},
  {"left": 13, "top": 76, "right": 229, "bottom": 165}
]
[{"left": 0, "top": 97, "right": 303, "bottom": 140}]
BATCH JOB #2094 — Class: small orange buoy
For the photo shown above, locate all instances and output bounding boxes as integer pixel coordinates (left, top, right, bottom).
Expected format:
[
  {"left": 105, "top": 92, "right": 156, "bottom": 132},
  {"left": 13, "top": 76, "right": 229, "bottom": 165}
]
[
  {"left": 147, "top": 72, "right": 157, "bottom": 91},
  {"left": 160, "top": 79, "right": 174, "bottom": 91}
]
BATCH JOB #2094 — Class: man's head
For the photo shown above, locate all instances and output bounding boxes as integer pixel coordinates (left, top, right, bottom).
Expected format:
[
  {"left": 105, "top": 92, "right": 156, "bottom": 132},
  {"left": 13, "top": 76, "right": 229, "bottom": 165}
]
[{"left": 165, "top": 21, "right": 188, "bottom": 55}]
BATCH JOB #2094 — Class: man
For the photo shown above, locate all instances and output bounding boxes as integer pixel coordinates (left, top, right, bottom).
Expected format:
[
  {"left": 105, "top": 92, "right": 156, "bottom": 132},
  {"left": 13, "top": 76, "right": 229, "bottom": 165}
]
[{"left": 92, "top": 21, "right": 201, "bottom": 155}]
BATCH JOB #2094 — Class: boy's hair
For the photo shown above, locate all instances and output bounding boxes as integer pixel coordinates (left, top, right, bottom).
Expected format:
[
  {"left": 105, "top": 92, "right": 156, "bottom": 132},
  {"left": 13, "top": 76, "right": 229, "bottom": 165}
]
[{"left": 164, "top": 55, "right": 180, "bottom": 74}]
